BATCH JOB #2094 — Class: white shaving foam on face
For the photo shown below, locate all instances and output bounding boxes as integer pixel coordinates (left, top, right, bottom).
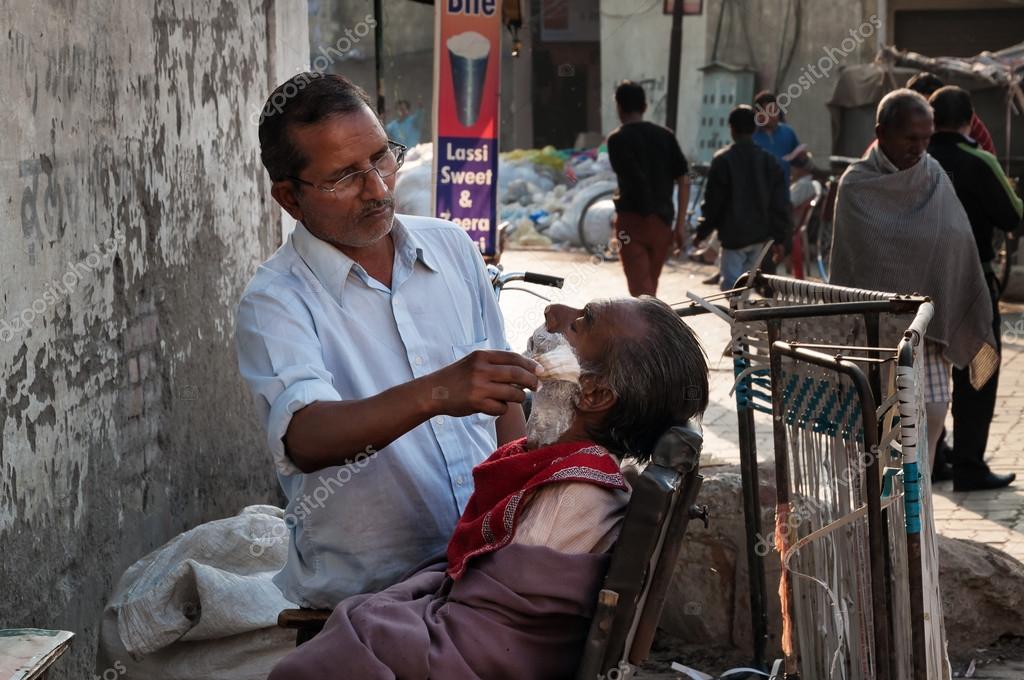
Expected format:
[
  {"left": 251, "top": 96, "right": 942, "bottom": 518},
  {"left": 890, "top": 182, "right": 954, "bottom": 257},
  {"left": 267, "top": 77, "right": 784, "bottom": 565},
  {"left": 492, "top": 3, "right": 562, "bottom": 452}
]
[{"left": 535, "top": 344, "right": 581, "bottom": 384}]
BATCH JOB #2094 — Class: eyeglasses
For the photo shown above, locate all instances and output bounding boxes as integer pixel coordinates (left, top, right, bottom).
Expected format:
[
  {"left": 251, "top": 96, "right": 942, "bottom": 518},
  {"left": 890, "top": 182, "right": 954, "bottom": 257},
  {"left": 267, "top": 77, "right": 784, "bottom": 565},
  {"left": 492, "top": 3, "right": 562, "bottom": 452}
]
[{"left": 289, "top": 140, "right": 408, "bottom": 194}]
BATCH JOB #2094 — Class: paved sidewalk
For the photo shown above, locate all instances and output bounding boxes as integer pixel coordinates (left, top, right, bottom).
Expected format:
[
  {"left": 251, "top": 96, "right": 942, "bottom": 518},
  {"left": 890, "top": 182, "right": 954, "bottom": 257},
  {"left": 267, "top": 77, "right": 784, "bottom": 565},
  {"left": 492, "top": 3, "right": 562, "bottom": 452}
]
[{"left": 499, "top": 248, "right": 1024, "bottom": 677}]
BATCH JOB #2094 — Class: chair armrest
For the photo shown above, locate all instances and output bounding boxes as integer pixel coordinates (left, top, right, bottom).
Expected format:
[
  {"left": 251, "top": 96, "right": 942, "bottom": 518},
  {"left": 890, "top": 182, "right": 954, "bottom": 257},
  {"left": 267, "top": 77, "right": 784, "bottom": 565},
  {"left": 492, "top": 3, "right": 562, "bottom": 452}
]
[{"left": 277, "top": 609, "right": 331, "bottom": 629}]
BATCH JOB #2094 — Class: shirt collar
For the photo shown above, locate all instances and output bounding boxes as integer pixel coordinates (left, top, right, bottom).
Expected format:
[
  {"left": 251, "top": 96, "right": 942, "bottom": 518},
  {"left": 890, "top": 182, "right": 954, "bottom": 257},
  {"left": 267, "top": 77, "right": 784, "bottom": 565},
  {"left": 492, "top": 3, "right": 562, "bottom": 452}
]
[
  {"left": 290, "top": 218, "right": 439, "bottom": 304},
  {"left": 392, "top": 217, "right": 440, "bottom": 274},
  {"left": 931, "top": 130, "right": 972, "bottom": 147}
]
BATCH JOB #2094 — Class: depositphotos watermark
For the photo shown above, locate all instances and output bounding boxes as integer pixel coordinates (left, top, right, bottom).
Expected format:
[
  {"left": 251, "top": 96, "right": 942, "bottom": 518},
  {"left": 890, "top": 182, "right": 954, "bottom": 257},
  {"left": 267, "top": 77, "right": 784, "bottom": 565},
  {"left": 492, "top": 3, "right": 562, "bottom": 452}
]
[
  {"left": 1004, "top": 315, "right": 1024, "bottom": 344},
  {"left": 755, "top": 14, "right": 882, "bottom": 126},
  {"left": 249, "top": 13, "right": 377, "bottom": 126},
  {"left": 92, "top": 660, "right": 127, "bottom": 680},
  {"left": 249, "top": 446, "right": 377, "bottom": 557},
  {"left": 1, "top": 231, "right": 125, "bottom": 343}
]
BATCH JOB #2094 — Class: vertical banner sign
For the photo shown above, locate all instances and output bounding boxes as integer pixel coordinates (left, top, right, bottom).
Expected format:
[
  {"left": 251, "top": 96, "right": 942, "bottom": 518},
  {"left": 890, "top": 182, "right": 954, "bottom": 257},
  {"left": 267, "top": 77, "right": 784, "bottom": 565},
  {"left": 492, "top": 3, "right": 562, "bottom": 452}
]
[{"left": 432, "top": 0, "right": 501, "bottom": 256}]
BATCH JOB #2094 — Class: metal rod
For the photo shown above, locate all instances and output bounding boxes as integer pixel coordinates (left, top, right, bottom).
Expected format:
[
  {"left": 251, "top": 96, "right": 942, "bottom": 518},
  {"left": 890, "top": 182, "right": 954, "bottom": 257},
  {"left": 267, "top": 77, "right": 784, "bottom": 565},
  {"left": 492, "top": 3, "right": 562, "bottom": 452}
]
[
  {"left": 767, "top": 320, "right": 795, "bottom": 676},
  {"left": 374, "top": 0, "right": 385, "bottom": 116},
  {"left": 865, "top": 313, "right": 898, "bottom": 680},
  {"left": 674, "top": 303, "right": 732, "bottom": 319},
  {"left": 734, "top": 298, "right": 927, "bottom": 322},
  {"left": 665, "top": 0, "right": 684, "bottom": 131},
  {"left": 897, "top": 337, "right": 928, "bottom": 680},
  {"left": 786, "top": 342, "right": 899, "bottom": 353},
  {"left": 736, "top": 342, "right": 768, "bottom": 669}
]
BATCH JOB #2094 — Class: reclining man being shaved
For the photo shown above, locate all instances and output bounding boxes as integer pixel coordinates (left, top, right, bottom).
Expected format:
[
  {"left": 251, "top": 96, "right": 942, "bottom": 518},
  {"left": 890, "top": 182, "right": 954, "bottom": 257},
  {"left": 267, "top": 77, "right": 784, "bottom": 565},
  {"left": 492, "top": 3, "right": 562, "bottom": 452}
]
[{"left": 269, "top": 298, "right": 710, "bottom": 680}]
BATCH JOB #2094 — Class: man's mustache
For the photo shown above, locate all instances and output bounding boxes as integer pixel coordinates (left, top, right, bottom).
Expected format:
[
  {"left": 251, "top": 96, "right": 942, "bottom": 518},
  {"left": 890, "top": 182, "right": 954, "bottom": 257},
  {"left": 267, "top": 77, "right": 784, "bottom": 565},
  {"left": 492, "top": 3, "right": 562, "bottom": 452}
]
[{"left": 360, "top": 197, "right": 394, "bottom": 218}]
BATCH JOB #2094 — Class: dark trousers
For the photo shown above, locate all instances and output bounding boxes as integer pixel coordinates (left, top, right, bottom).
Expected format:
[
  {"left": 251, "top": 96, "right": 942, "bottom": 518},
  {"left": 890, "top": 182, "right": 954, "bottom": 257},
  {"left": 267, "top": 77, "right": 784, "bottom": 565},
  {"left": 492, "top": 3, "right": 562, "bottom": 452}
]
[
  {"left": 951, "top": 273, "right": 1001, "bottom": 476},
  {"left": 615, "top": 212, "right": 673, "bottom": 297}
]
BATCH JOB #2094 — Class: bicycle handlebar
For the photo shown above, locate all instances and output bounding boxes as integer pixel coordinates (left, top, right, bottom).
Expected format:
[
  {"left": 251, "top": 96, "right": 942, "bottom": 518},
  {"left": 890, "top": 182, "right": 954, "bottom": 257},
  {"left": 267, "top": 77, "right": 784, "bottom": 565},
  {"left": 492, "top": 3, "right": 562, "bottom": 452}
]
[{"left": 522, "top": 272, "right": 565, "bottom": 288}]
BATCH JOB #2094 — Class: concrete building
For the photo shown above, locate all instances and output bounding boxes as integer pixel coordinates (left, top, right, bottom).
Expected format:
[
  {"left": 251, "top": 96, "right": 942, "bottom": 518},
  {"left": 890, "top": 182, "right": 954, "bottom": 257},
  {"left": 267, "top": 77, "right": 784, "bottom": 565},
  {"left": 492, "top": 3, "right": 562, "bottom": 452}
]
[
  {"left": 0, "top": 1, "right": 308, "bottom": 677},
  {"left": 599, "top": 0, "right": 1024, "bottom": 165}
]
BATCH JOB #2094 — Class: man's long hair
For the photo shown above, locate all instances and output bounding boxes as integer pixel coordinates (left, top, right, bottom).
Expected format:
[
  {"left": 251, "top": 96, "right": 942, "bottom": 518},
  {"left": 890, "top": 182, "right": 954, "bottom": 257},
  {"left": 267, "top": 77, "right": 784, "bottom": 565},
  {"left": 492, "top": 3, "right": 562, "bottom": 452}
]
[{"left": 583, "top": 298, "right": 709, "bottom": 461}]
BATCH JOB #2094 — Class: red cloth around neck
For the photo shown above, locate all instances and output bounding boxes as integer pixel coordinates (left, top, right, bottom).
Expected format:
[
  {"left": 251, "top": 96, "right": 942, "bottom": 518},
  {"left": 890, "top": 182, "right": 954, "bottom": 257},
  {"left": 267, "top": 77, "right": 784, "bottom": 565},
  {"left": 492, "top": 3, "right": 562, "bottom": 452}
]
[{"left": 446, "top": 437, "right": 627, "bottom": 579}]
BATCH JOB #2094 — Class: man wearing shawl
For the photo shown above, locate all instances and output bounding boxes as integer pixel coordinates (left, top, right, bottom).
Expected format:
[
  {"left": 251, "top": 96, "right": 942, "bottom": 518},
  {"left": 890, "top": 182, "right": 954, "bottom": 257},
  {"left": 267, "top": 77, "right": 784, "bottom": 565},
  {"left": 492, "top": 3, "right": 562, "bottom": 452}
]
[
  {"left": 829, "top": 88, "right": 999, "bottom": 464},
  {"left": 268, "top": 297, "right": 709, "bottom": 680}
]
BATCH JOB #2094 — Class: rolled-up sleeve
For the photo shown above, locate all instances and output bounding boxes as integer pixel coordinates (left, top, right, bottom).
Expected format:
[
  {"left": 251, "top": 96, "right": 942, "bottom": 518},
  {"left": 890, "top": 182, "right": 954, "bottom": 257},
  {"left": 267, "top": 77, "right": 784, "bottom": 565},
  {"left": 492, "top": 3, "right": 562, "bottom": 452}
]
[{"left": 235, "top": 286, "right": 342, "bottom": 476}]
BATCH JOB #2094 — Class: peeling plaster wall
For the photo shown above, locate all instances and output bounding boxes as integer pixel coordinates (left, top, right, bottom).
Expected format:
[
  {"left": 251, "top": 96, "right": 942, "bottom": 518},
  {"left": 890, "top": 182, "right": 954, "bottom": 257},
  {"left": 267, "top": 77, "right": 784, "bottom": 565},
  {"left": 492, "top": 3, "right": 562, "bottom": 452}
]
[
  {"left": 0, "top": 1, "right": 307, "bottom": 677},
  {"left": 599, "top": 0, "right": 709, "bottom": 160}
]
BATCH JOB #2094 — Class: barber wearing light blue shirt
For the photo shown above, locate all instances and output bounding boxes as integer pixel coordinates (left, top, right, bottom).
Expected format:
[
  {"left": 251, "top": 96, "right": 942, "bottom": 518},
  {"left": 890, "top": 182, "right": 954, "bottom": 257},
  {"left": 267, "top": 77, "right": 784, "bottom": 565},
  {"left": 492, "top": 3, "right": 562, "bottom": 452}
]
[{"left": 236, "top": 73, "right": 538, "bottom": 609}]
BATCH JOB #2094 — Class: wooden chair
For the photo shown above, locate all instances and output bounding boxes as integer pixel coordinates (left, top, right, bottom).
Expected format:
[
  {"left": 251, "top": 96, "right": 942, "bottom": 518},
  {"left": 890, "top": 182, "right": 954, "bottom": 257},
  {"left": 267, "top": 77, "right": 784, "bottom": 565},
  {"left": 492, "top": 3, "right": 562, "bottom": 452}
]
[{"left": 280, "top": 421, "right": 707, "bottom": 677}]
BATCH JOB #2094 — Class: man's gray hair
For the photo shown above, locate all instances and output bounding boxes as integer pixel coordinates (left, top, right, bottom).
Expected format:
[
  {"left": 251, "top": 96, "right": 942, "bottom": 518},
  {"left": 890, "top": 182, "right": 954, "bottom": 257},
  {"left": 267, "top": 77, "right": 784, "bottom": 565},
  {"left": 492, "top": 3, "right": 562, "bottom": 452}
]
[
  {"left": 876, "top": 88, "right": 932, "bottom": 129},
  {"left": 582, "top": 298, "right": 709, "bottom": 462}
]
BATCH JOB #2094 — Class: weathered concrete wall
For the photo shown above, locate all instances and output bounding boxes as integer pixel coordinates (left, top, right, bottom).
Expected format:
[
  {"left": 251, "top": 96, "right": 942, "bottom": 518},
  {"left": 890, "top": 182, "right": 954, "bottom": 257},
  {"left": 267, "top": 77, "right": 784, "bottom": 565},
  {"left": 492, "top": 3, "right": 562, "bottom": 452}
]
[
  {"left": 600, "top": 0, "right": 881, "bottom": 162},
  {"left": 600, "top": 0, "right": 709, "bottom": 161},
  {"left": 709, "top": 0, "right": 874, "bottom": 161},
  {"left": 0, "top": 1, "right": 307, "bottom": 677}
]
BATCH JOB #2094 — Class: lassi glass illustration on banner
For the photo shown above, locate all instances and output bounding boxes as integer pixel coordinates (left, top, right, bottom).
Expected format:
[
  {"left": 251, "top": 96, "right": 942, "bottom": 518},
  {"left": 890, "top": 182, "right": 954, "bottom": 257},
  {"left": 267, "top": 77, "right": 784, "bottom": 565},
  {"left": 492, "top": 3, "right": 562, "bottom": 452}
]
[{"left": 447, "top": 31, "right": 491, "bottom": 127}]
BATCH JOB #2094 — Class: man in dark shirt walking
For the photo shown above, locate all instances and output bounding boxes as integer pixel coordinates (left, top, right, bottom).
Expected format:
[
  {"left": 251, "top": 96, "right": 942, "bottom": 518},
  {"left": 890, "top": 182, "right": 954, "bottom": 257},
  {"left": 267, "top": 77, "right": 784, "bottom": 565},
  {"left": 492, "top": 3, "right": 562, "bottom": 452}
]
[
  {"left": 606, "top": 80, "right": 690, "bottom": 297},
  {"left": 694, "top": 105, "right": 791, "bottom": 290},
  {"left": 928, "top": 85, "right": 1022, "bottom": 491}
]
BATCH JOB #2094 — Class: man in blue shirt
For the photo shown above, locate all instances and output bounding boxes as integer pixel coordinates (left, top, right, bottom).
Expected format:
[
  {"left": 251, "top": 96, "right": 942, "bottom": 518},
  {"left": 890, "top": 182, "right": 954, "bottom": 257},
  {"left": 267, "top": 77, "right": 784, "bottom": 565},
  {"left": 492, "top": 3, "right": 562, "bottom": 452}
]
[
  {"left": 236, "top": 73, "right": 538, "bottom": 608},
  {"left": 752, "top": 91, "right": 803, "bottom": 198},
  {"left": 384, "top": 99, "right": 422, "bottom": 147}
]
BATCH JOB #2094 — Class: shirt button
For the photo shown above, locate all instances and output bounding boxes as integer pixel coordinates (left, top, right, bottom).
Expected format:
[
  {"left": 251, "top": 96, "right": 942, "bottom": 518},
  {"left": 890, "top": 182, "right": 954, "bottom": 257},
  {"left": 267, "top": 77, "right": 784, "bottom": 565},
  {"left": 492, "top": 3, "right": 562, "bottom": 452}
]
[
  {"left": 434, "top": 416, "right": 444, "bottom": 425},
  {"left": 415, "top": 356, "right": 424, "bottom": 366},
  {"left": 456, "top": 476, "right": 466, "bottom": 486}
]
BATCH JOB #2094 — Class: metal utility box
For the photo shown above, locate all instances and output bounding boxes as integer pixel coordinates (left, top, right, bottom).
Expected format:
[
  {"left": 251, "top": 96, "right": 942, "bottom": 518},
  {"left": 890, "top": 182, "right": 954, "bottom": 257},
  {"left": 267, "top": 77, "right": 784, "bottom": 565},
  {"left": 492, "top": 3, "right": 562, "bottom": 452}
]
[{"left": 696, "top": 62, "right": 755, "bottom": 164}]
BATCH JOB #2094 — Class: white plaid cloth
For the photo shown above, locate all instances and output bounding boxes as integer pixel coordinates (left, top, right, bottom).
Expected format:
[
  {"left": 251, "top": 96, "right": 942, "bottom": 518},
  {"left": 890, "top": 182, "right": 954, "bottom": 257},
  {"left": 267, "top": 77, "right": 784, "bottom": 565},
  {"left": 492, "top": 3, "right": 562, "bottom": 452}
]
[{"left": 923, "top": 341, "right": 951, "bottom": 404}]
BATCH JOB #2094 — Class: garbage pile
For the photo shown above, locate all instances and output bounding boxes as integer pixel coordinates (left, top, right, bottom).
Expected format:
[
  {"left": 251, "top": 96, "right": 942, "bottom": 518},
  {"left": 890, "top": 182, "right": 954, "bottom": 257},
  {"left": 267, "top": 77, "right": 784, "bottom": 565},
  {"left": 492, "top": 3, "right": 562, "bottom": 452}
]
[{"left": 393, "top": 143, "right": 619, "bottom": 249}]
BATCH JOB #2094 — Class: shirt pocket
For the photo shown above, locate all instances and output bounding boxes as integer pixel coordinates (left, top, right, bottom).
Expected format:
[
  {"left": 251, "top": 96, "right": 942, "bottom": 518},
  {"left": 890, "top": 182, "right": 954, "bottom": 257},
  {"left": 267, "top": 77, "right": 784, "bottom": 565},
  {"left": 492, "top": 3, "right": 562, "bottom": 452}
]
[{"left": 451, "top": 337, "right": 490, "bottom": 362}]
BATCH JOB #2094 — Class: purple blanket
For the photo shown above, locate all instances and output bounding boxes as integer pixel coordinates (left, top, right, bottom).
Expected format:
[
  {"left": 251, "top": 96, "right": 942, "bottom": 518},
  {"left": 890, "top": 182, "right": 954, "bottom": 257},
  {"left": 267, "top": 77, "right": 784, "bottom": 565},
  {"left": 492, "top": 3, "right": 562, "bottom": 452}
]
[{"left": 269, "top": 543, "right": 609, "bottom": 679}]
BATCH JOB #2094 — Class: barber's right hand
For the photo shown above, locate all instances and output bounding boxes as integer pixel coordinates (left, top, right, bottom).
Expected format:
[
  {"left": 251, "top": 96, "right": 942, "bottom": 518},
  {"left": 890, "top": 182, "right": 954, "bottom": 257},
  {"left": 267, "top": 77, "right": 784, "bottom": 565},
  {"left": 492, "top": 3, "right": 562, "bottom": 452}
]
[{"left": 425, "top": 350, "right": 542, "bottom": 418}]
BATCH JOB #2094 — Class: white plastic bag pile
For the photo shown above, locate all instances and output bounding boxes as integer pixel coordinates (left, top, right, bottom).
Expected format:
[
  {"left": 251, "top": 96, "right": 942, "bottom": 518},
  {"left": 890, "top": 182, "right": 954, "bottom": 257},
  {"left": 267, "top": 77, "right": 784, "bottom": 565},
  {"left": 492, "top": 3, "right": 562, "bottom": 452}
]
[
  {"left": 393, "top": 143, "right": 620, "bottom": 249},
  {"left": 96, "top": 505, "right": 297, "bottom": 680}
]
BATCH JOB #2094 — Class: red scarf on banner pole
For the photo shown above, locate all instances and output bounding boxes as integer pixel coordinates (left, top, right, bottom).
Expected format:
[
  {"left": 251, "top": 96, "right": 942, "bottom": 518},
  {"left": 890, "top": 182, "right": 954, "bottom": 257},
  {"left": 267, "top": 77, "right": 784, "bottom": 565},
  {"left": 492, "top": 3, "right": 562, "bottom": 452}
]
[{"left": 446, "top": 437, "right": 627, "bottom": 579}]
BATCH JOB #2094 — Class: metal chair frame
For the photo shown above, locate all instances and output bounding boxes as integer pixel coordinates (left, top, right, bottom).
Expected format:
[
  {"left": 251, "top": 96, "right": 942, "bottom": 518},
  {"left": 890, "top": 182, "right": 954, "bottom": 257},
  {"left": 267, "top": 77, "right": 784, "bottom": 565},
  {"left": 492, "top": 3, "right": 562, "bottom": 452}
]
[{"left": 676, "top": 271, "right": 934, "bottom": 679}]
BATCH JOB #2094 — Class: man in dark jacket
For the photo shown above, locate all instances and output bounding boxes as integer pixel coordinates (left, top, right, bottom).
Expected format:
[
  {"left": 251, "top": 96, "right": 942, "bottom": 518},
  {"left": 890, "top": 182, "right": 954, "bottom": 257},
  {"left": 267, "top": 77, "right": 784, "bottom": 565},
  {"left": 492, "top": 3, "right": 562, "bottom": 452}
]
[
  {"left": 694, "top": 105, "right": 791, "bottom": 290},
  {"left": 928, "top": 85, "right": 1023, "bottom": 491}
]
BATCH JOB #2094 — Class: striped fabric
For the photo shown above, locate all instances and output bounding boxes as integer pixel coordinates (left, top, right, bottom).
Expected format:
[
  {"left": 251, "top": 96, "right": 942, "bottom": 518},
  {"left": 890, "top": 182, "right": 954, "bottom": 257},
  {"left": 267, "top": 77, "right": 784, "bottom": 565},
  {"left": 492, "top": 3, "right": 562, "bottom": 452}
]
[{"left": 923, "top": 340, "right": 951, "bottom": 404}]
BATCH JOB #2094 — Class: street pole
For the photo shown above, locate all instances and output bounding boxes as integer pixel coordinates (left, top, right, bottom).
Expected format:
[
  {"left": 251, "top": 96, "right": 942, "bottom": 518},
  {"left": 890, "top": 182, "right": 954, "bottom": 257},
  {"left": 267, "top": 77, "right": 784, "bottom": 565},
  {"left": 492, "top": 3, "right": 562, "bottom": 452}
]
[
  {"left": 665, "top": 0, "right": 684, "bottom": 132},
  {"left": 374, "top": 0, "right": 385, "bottom": 117}
]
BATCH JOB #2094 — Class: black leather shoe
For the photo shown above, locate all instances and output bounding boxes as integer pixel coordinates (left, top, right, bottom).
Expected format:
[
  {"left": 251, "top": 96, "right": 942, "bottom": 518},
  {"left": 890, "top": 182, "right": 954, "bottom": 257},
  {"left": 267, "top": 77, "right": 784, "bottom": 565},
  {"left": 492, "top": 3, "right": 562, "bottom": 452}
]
[
  {"left": 931, "top": 459, "right": 954, "bottom": 483},
  {"left": 953, "top": 471, "right": 1016, "bottom": 492},
  {"left": 932, "top": 440, "right": 954, "bottom": 483}
]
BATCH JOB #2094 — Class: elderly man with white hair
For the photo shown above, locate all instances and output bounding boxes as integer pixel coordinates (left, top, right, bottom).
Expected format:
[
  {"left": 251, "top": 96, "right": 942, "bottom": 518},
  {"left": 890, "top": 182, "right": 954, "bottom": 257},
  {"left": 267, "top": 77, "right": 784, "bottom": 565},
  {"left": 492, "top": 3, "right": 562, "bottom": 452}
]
[
  {"left": 829, "top": 88, "right": 999, "bottom": 472},
  {"left": 268, "top": 297, "right": 710, "bottom": 680}
]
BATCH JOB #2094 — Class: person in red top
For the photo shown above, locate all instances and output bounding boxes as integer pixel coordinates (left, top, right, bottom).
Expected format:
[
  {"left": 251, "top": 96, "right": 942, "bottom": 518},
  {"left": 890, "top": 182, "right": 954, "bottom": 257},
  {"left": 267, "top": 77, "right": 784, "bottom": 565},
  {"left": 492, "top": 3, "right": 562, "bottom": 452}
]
[
  {"left": 906, "top": 72, "right": 996, "bottom": 154},
  {"left": 864, "top": 72, "right": 997, "bottom": 160}
]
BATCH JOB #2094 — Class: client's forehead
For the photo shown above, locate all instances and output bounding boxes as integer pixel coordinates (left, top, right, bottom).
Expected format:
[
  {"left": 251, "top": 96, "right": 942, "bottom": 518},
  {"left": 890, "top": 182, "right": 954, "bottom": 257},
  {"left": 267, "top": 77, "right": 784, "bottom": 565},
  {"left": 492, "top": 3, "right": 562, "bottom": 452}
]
[{"left": 589, "top": 298, "right": 646, "bottom": 342}]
